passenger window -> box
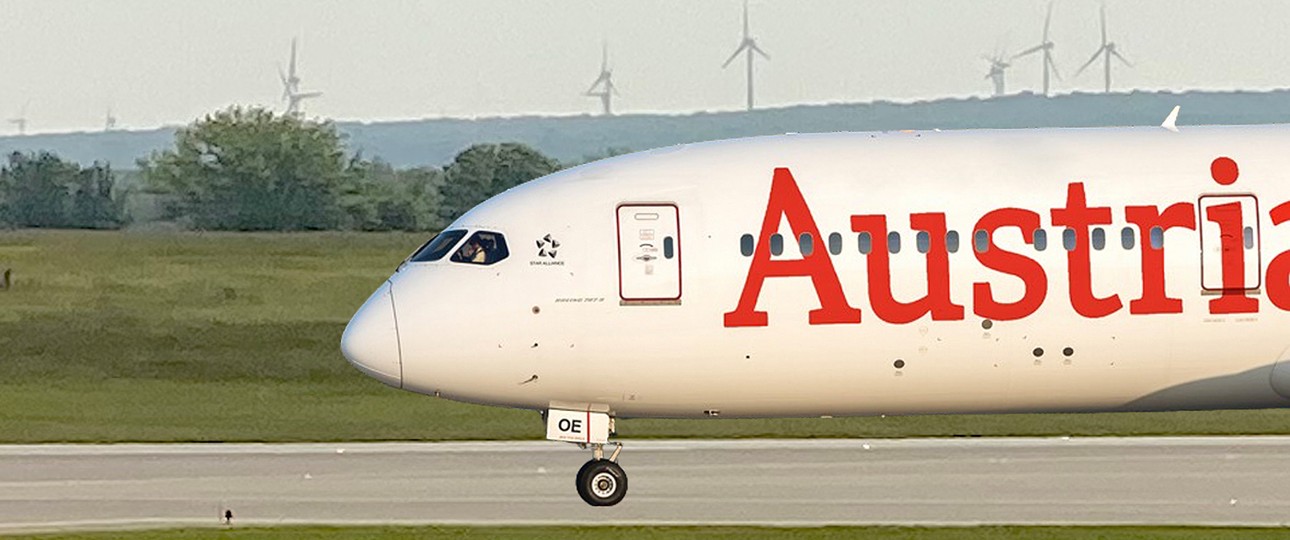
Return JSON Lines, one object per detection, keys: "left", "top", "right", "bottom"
{"left": 1062, "top": 228, "right": 1076, "bottom": 251}
{"left": 828, "top": 232, "right": 843, "bottom": 255}
{"left": 1091, "top": 227, "right": 1106, "bottom": 251}
{"left": 1244, "top": 226, "right": 1255, "bottom": 250}
{"left": 946, "top": 231, "right": 960, "bottom": 253}
{"left": 1034, "top": 229, "right": 1047, "bottom": 251}
{"left": 739, "top": 234, "right": 754, "bottom": 257}
{"left": 916, "top": 231, "right": 930, "bottom": 254}
{"left": 450, "top": 231, "right": 509, "bottom": 265}
{"left": 858, "top": 232, "right": 872, "bottom": 254}
{"left": 887, "top": 232, "right": 901, "bottom": 254}
{"left": 799, "top": 233, "right": 814, "bottom": 256}
{"left": 410, "top": 229, "right": 467, "bottom": 262}
{"left": 1150, "top": 226, "right": 1164, "bottom": 250}
{"left": 973, "top": 230, "right": 989, "bottom": 253}
{"left": 770, "top": 234, "right": 784, "bottom": 256}
{"left": 663, "top": 237, "right": 675, "bottom": 259}
{"left": 1121, "top": 227, "right": 1135, "bottom": 250}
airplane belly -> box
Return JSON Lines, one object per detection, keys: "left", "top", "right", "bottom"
{"left": 562, "top": 306, "right": 1290, "bottom": 418}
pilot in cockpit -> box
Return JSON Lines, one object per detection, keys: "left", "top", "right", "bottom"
{"left": 456, "top": 238, "right": 487, "bottom": 264}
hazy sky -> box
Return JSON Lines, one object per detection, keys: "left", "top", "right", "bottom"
{"left": 2, "top": 0, "right": 1287, "bottom": 133}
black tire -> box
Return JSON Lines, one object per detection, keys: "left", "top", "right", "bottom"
{"left": 576, "top": 459, "right": 627, "bottom": 506}
{"left": 575, "top": 459, "right": 595, "bottom": 502}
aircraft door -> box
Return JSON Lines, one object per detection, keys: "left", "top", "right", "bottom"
{"left": 1199, "top": 194, "right": 1260, "bottom": 292}
{"left": 616, "top": 204, "right": 681, "bottom": 304}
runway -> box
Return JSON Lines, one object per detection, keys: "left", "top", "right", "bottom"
{"left": 4, "top": 437, "right": 1290, "bottom": 532}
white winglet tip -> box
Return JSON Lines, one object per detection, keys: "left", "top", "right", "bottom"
{"left": 1161, "top": 105, "right": 1180, "bottom": 132}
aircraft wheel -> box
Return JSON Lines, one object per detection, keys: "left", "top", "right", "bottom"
{"left": 576, "top": 459, "right": 627, "bottom": 506}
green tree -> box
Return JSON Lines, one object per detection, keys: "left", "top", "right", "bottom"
{"left": 342, "top": 158, "right": 444, "bottom": 231}
{"left": 0, "top": 152, "right": 123, "bottom": 229}
{"left": 141, "top": 106, "right": 349, "bottom": 230}
{"left": 68, "top": 163, "right": 125, "bottom": 228}
{"left": 0, "top": 152, "right": 75, "bottom": 228}
{"left": 387, "top": 166, "right": 445, "bottom": 231}
{"left": 438, "top": 143, "right": 560, "bottom": 225}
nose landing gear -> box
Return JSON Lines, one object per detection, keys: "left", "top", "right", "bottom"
{"left": 575, "top": 442, "right": 626, "bottom": 506}
{"left": 545, "top": 408, "right": 626, "bottom": 506}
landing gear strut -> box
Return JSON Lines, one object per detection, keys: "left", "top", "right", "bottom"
{"left": 545, "top": 408, "right": 626, "bottom": 506}
{"left": 575, "top": 442, "right": 626, "bottom": 506}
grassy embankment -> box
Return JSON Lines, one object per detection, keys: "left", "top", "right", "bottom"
{"left": 12, "top": 526, "right": 1290, "bottom": 540}
{"left": 3, "top": 229, "right": 1290, "bottom": 443}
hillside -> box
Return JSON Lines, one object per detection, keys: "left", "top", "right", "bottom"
{"left": 1, "top": 90, "right": 1288, "bottom": 168}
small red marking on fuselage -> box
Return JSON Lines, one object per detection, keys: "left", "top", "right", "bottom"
{"left": 1212, "top": 157, "right": 1239, "bottom": 185}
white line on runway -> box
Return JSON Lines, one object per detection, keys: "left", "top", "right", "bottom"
{"left": 5, "top": 437, "right": 1290, "bottom": 531}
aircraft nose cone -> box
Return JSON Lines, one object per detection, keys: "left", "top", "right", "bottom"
{"left": 341, "top": 280, "right": 402, "bottom": 388}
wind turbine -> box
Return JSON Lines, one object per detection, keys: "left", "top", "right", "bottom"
{"left": 279, "top": 38, "right": 322, "bottom": 115}
{"left": 983, "top": 53, "right": 1012, "bottom": 97}
{"left": 722, "top": 0, "right": 769, "bottom": 111}
{"left": 585, "top": 41, "right": 618, "bottom": 116}
{"left": 1075, "top": 5, "right": 1133, "bottom": 93}
{"left": 104, "top": 106, "right": 118, "bottom": 131}
{"left": 1013, "top": 2, "right": 1061, "bottom": 96}
{"left": 8, "top": 102, "right": 28, "bottom": 135}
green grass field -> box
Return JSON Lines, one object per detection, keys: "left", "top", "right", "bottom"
{"left": 4, "top": 229, "right": 1290, "bottom": 443}
{"left": 13, "top": 526, "right": 1290, "bottom": 540}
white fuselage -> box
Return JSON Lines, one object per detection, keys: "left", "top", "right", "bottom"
{"left": 343, "top": 125, "right": 1290, "bottom": 419}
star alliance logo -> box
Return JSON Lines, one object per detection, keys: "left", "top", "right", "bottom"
{"left": 536, "top": 234, "right": 560, "bottom": 258}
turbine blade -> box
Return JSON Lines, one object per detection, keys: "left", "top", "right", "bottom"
{"left": 1075, "top": 48, "right": 1103, "bottom": 77}
{"left": 1043, "top": 1, "right": 1054, "bottom": 41}
{"left": 586, "top": 73, "right": 609, "bottom": 94}
{"left": 722, "top": 44, "right": 748, "bottom": 68}
{"left": 742, "top": 0, "right": 750, "bottom": 38}
{"left": 1111, "top": 48, "right": 1132, "bottom": 67}
{"left": 751, "top": 41, "right": 769, "bottom": 60}
{"left": 278, "top": 66, "right": 290, "bottom": 100}
{"left": 1047, "top": 54, "right": 1063, "bottom": 81}
{"left": 289, "top": 38, "right": 298, "bottom": 76}
{"left": 1014, "top": 44, "right": 1044, "bottom": 58}
{"left": 1100, "top": 4, "right": 1108, "bottom": 46}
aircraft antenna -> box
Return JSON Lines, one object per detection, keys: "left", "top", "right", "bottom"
{"left": 1161, "top": 106, "right": 1180, "bottom": 132}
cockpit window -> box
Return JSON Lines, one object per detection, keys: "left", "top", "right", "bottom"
{"left": 451, "top": 231, "right": 509, "bottom": 265}
{"left": 409, "top": 229, "right": 467, "bottom": 262}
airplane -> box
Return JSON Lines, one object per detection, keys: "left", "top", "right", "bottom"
{"left": 342, "top": 108, "right": 1290, "bottom": 506}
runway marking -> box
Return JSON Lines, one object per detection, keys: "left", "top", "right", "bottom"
{"left": 6, "top": 437, "right": 1290, "bottom": 530}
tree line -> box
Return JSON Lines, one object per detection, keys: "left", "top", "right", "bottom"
{"left": 0, "top": 152, "right": 124, "bottom": 229}
{"left": 1, "top": 106, "right": 571, "bottom": 231}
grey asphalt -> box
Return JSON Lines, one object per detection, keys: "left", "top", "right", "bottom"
{"left": 3, "top": 437, "right": 1290, "bottom": 533}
